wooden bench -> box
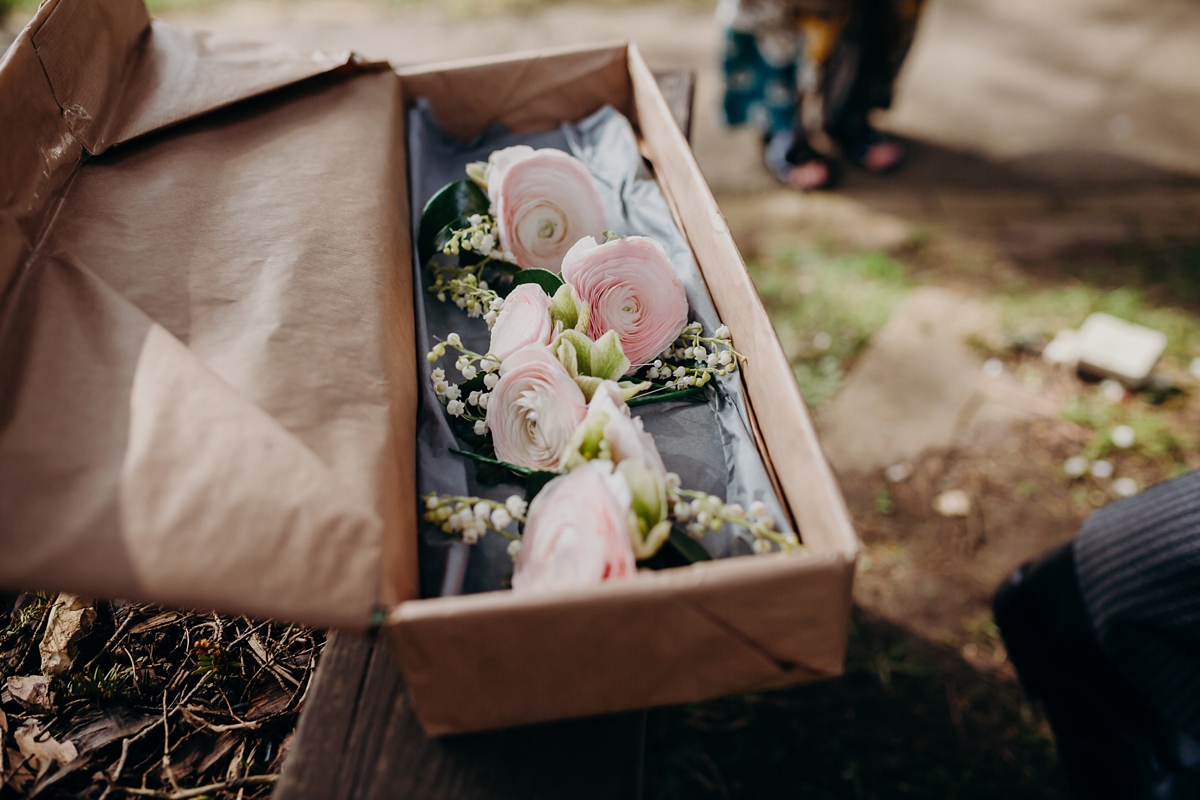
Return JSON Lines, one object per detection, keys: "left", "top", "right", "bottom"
{"left": 272, "top": 70, "right": 695, "bottom": 800}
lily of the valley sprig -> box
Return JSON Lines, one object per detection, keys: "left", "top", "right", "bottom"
{"left": 428, "top": 270, "right": 504, "bottom": 328}
{"left": 424, "top": 494, "right": 526, "bottom": 557}
{"left": 670, "top": 490, "right": 800, "bottom": 554}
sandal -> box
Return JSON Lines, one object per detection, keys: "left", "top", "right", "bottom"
{"left": 763, "top": 131, "right": 838, "bottom": 191}
{"left": 840, "top": 129, "right": 906, "bottom": 173}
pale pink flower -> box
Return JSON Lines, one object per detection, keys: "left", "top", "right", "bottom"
{"left": 487, "top": 346, "right": 588, "bottom": 471}
{"left": 512, "top": 460, "right": 637, "bottom": 593}
{"left": 488, "top": 284, "right": 553, "bottom": 361}
{"left": 560, "top": 236, "right": 689, "bottom": 369}
{"left": 486, "top": 146, "right": 607, "bottom": 273}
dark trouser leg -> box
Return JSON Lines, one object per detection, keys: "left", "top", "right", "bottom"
{"left": 994, "top": 543, "right": 1165, "bottom": 800}
{"left": 822, "top": 0, "right": 923, "bottom": 148}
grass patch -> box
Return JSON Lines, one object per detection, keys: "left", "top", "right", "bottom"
{"left": 748, "top": 247, "right": 912, "bottom": 408}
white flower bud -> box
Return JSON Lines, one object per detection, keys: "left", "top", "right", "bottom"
{"left": 749, "top": 500, "right": 768, "bottom": 519}
{"left": 752, "top": 538, "right": 771, "bottom": 554}
{"left": 447, "top": 399, "right": 465, "bottom": 416}
{"left": 484, "top": 372, "right": 500, "bottom": 389}
{"left": 478, "top": 392, "right": 490, "bottom": 410}
{"left": 491, "top": 508, "right": 512, "bottom": 529}
{"left": 443, "top": 384, "right": 461, "bottom": 401}
{"left": 666, "top": 472, "right": 681, "bottom": 490}
{"left": 506, "top": 496, "right": 528, "bottom": 518}
{"left": 447, "top": 333, "right": 462, "bottom": 347}
{"left": 468, "top": 390, "right": 481, "bottom": 406}
{"left": 461, "top": 364, "right": 478, "bottom": 380}
{"left": 468, "top": 214, "right": 483, "bottom": 226}
{"left": 474, "top": 419, "right": 489, "bottom": 436}
{"left": 715, "top": 325, "right": 730, "bottom": 339}
{"left": 425, "top": 495, "right": 439, "bottom": 510}
{"left": 507, "top": 539, "right": 522, "bottom": 558}
{"left": 474, "top": 502, "right": 491, "bottom": 520}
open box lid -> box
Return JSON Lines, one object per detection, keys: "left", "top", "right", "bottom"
{"left": 1, "top": 0, "right": 419, "bottom": 629}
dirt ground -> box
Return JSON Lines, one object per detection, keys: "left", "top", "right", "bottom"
{"left": 4, "top": 0, "right": 1200, "bottom": 796}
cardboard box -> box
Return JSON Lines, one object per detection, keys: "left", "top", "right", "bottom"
{"left": 0, "top": 0, "right": 858, "bottom": 735}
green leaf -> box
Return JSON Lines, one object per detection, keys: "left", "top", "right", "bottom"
{"left": 668, "top": 528, "right": 713, "bottom": 562}
{"left": 510, "top": 268, "right": 564, "bottom": 297}
{"left": 626, "top": 385, "right": 708, "bottom": 407}
{"left": 419, "top": 180, "right": 490, "bottom": 266}
{"left": 450, "top": 447, "right": 531, "bottom": 476}
{"left": 589, "top": 330, "right": 630, "bottom": 381}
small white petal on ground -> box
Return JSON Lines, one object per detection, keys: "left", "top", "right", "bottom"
{"left": 1063, "top": 456, "right": 1089, "bottom": 477}
{"left": 1113, "top": 477, "right": 1139, "bottom": 497}
{"left": 1111, "top": 425, "right": 1135, "bottom": 448}
{"left": 933, "top": 489, "right": 971, "bottom": 517}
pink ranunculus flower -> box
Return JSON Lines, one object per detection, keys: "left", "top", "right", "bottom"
{"left": 486, "top": 146, "right": 607, "bottom": 273}
{"left": 559, "top": 236, "right": 689, "bottom": 370}
{"left": 487, "top": 346, "right": 588, "bottom": 471}
{"left": 488, "top": 284, "right": 554, "bottom": 361}
{"left": 512, "top": 460, "right": 637, "bottom": 594}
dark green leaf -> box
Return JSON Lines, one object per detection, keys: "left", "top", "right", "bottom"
{"left": 523, "top": 471, "right": 559, "bottom": 501}
{"left": 637, "top": 528, "right": 712, "bottom": 570}
{"left": 450, "top": 447, "right": 531, "bottom": 476}
{"left": 626, "top": 385, "right": 708, "bottom": 407}
{"left": 668, "top": 528, "right": 713, "bottom": 562}
{"left": 418, "top": 180, "right": 490, "bottom": 266}
{"left": 509, "top": 268, "right": 564, "bottom": 297}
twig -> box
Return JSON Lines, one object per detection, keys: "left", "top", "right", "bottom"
{"left": 179, "top": 707, "right": 260, "bottom": 734}
{"left": 83, "top": 609, "right": 137, "bottom": 673}
{"left": 161, "top": 695, "right": 182, "bottom": 794}
{"left": 106, "top": 774, "right": 277, "bottom": 799}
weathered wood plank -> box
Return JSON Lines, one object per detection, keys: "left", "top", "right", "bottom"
{"left": 652, "top": 70, "right": 695, "bottom": 141}
{"left": 276, "top": 632, "right": 644, "bottom": 800}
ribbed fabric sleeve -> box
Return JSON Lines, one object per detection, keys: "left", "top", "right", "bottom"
{"left": 1074, "top": 470, "right": 1200, "bottom": 739}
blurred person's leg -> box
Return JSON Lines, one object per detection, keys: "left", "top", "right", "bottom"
{"left": 996, "top": 470, "right": 1200, "bottom": 799}
{"left": 821, "top": 0, "right": 923, "bottom": 171}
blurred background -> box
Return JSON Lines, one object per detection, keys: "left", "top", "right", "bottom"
{"left": 3, "top": 0, "right": 1200, "bottom": 797}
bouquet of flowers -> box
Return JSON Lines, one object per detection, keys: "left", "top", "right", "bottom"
{"left": 418, "top": 143, "right": 800, "bottom": 594}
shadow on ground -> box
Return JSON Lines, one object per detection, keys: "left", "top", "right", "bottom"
{"left": 645, "top": 607, "right": 1069, "bottom": 799}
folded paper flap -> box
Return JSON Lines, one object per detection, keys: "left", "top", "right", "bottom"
{"left": 398, "top": 43, "right": 633, "bottom": 142}
{"left": 0, "top": 21, "right": 84, "bottom": 302}
{"left": 30, "top": 0, "right": 368, "bottom": 155}
{"left": 3, "top": 48, "right": 417, "bottom": 624}
{"left": 31, "top": 0, "right": 150, "bottom": 153}
{"left": 1, "top": 253, "right": 384, "bottom": 628}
